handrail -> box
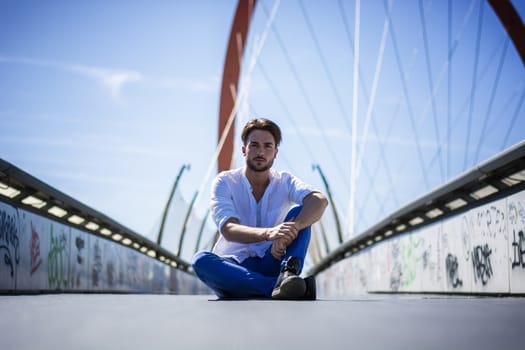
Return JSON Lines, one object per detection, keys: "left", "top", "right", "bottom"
{"left": 0, "top": 158, "right": 192, "bottom": 272}
{"left": 308, "top": 140, "right": 525, "bottom": 276}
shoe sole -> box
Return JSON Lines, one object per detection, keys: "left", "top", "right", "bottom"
{"left": 271, "top": 276, "right": 306, "bottom": 300}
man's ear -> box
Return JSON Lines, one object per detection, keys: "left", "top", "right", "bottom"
{"left": 275, "top": 147, "right": 279, "bottom": 158}
{"left": 242, "top": 144, "right": 246, "bottom": 156}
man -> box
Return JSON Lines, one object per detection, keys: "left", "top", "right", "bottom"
{"left": 192, "top": 118, "right": 328, "bottom": 299}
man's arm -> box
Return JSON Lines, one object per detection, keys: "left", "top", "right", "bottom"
{"left": 292, "top": 191, "right": 329, "bottom": 231}
{"left": 220, "top": 218, "right": 267, "bottom": 243}
{"left": 219, "top": 191, "right": 328, "bottom": 245}
{"left": 271, "top": 191, "right": 328, "bottom": 258}
{"left": 221, "top": 218, "right": 301, "bottom": 244}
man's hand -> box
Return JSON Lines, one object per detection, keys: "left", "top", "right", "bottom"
{"left": 271, "top": 238, "right": 287, "bottom": 259}
{"left": 267, "top": 221, "right": 298, "bottom": 259}
{"left": 266, "top": 221, "right": 298, "bottom": 245}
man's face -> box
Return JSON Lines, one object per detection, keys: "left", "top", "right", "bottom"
{"left": 242, "top": 129, "right": 278, "bottom": 172}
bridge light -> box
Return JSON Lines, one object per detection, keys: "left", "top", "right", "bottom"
{"left": 445, "top": 198, "right": 467, "bottom": 210}
{"left": 470, "top": 185, "right": 498, "bottom": 200}
{"left": 396, "top": 224, "right": 406, "bottom": 232}
{"left": 140, "top": 246, "right": 148, "bottom": 253}
{"left": 100, "top": 228, "right": 112, "bottom": 236}
{"left": 0, "top": 182, "right": 20, "bottom": 198}
{"left": 147, "top": 250, "right": 156, "bottom": 258}
{"left": 22, "top": 195, "right": 47, "bottom": 209}
{"left": 384, "top": 230, "right": 393, "bottom": 237}
{"left": 67, "top": 215, "right": 85, "bottom": 225}
{"left": 122, "top": 238, "right": 132, "bottom": 245}
{"left": 501, "top": 170, "right": 525, "bottom": 186}
{"left": 374, "top": 235, "right": 383, "bottom": 242}
{"left": 132, "top": 242, "right": 140, "bottom": 249}
{"left": 426, "top": 208, "right": 443, "bottom": 219}
{"left": 409, "top": 217, "right": 424, "bottom": 226}
{"left": 48, "top": 205, "right": 68, "bottom": 218}
{"left": 111, "top": 233, "right": 123, "bottom": 241}
{"left": 85, "top": 222, "right": 100, "bottom": 231}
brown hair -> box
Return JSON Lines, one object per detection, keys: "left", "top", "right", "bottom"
{"left": 241, "top": 118, "right": 282, "bottom": 146}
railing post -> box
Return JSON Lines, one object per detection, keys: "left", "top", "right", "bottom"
{"left": 313, "top": 164, "right": 344, "bottom": 244}
{"left": 177, "top": 191, "right": 198, "bottom": 257}
{"left": 157, "top": 164, "right": 190, "bottom": 245}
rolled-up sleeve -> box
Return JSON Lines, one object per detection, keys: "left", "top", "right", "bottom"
{"left": 210, "top": 173, "right": 238, "bottom": 233}
{"left": 287, "top": 172, "right": 317, "bottom": 204}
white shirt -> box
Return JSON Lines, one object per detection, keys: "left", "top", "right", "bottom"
{"left": 211, "top": 167, "right": 316, "bottom": 262}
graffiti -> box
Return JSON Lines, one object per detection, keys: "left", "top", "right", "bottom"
{"left": 30, "top": 222, "right": 43, "bottom": 275}
{"left": 445, "top": 254, "right": 463, "bottom": 288}
{"left": 511, "top": 230, "right": 525, "bottom": 269}
{"left": 472, "top": 244, "right": 493, "bottom": 285}
{"left": 72, "top": 236, "right": 86, "bottom": 288}
{"left": 476, "top": 206, "right": 505, "bottom": 239}
{"left": 0, "top": 208, "right": 19, "bottom": 278}
{"left": 75, "top": 237, "right": 85, "bottom": 264}
{"left": 92, "top": 240, "right": 103, "bottom": 287}
{"left": 460, "top": 216, "right": 472, "bottom": 262}
{"left": 106, "top": 261, "right": 115, "bottom": 287}
{"left": 508, "top": 202, "right": 525, "bottom": 226}
{"left": 127, "top": 250, "right": 139, "bottom": 288}
{"left": 402, "top": 236, "right": 420, "bottom": 287}
{"left": 48, "top": 226, "right": 69, "bottom": 290}
{"left": 390, "top": 241, "right": 402, "bottom": 291}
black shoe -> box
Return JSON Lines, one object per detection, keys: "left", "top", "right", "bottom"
{"left": 271, "top": 257, "right": 306, "bottom": 300}
{"left": 301, "top": 275, "right": 316, "bottom": 300}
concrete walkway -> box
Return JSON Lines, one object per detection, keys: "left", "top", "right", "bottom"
{"left": 1, "top": 294, "right": 523, "bottom": 350}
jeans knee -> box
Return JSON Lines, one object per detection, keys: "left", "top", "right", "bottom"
{"left": 192, "top": 251, "right": 214, "bottom": 273}
{"left": 285, "top": 205, "right": 303, "bottom": 221}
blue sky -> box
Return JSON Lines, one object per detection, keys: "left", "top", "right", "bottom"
{"left": 1, "top": 0, "right": 525, "bottom": 259}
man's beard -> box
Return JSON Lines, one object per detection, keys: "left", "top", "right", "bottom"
{"left": 246, "top": 157, "right": 274, "bottom": 172}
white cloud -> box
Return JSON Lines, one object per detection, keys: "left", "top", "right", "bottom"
{"left": 0, "top": 54, "right": 143, "bottom": 101}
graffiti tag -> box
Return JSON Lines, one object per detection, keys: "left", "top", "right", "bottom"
{"left": 0, "top": 209, "right": 19, "bottom": 278}
{"left": 48, "top": 227, "right": 69, "bottom": 290}
{"left": 445, "top": 254, "right": 463, "bottom": 288}
{"left": 511, "top": 230, "right": 525, "bottom": 269}
{"left": 472, "top": 244, "right": 493, "bottom": 285}
{"left": 30, "top": 222, "right": 43, "bottom": 275}
{"left": 92, "top": 240, "right": 102, "bottom": 287}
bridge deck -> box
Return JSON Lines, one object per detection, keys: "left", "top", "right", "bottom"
{"left": 2, "top": 294, "right": 523, "bottom": 349}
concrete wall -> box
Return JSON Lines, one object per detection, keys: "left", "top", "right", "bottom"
{"left": 0, "top": 201, "right": 210, "bottom": 294}
{"left": 317, "top": 189, "right": 525, "bottom": 296}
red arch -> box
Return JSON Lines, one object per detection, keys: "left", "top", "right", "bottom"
{"left": 217, "top": 0, "right": 257, "bottom": 173}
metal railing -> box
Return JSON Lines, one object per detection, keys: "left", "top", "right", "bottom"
{"left": 0, "top": 159, "right": 192, "bottom": 272}
{"left": 309, "top": 140, "right": 525, "bottom": 276}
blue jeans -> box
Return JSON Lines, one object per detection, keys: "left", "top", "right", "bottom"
{"left": 192, "top": 206, "right": 311, "bottom": 298}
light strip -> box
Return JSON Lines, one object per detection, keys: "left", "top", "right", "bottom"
{"left": 501, "top": 170, "right": 525, "bottom": 186}
{"left": 48, "top": 206, "right": 68, "bottom": 218}
{"left": 111, "top": 233, "right": 123, "bottom": 241}
{"left": 445, "top": 198, "right": 468, "bottom": 210}
{"left": 426, "top": 208, "right": 444, "bottom": 219}
{"left": 21, "top": 195, "right": 47, "bottom": 209}
{"left": 396, "top": 224, "right": 406, "bottom": 232}
{"left": 85, "top": 222, "right": 100, "bottom": 231}
{"left": 409, "top": 217, "right": 424, "bottom": 226}
{"left": 0, "top": 182, "right": 21, "bottom": 198}
{"left": 470, "top": 185, "right": 498, "bottom": 200}
{"left": 68, "top": 215, "right": 85, "bottom": 225}
{"left": 100, "top": 228, "right": 112, "bottom": 236}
